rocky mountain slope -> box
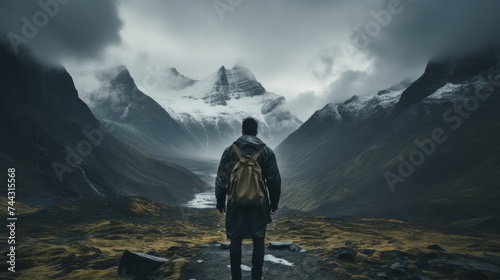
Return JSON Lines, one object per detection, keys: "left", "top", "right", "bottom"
{"left": 80, "top": 66, "right": 198, "bottom": 158}
{"left": 0, "top": 45, "right": 207, "bottom": 206}
{"left": 276, "top": 51, "right": 500, "bottom": 224}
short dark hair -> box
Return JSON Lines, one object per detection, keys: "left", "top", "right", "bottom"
{"left": 242, "top": 117, "right": 258, "bottom": 136}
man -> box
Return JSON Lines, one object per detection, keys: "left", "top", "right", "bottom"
{"left": 215, "top": 117, "right": 281, "bottom": 280}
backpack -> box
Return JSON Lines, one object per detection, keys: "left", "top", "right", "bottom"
{"left": 228, "top": 144, "right": 266, "bottom": 206}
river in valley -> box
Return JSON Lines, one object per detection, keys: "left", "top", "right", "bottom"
{"left": 181, "top": 158, "right": 219, "bottom": 209}
{"left": 185, "top": 170, "right": 217, "bottom": 209}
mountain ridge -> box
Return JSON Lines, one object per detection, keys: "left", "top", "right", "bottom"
{"left": 276, "top": 51, "right": 500, "bottom": 223}
{"left": 84, "top": 65, "right": 199, "bottom": 158}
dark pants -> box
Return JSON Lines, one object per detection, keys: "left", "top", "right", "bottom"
{"left": 230, "top": 238, "right": 265, "bottom": 280}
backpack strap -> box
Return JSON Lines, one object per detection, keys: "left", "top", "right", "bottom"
{"left": 252, "top": 148, "right": 263, "bottom": 160}
{"left": 232, "top": 144, "right": 244, "bottom": 161}
{"left": 232, "top": 144, "right": 263, "bottom": 161}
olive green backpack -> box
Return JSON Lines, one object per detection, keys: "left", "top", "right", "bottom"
{"left": 228, "top": 144, "right": 266, "bottom": 206}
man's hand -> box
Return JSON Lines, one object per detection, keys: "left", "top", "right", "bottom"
{"left": 217, "top": 208, "right": 226, "bottom": 215}
{"left": 270, "top": 209, "right": 278, "bottom": 215}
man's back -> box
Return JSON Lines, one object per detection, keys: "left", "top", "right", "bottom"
{"left": 215, "top": 135, "right": 281, "bottom": 230}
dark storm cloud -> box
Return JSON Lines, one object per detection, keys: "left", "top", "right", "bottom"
{"left": 5, "top": 0, "right": 494, "bottom": 121}
{"left": 0, "top": 0, "right": 122, "bottom": 61}
{"left": 315, "top": 0, "right": 500, "bottom": 110}
{"left": 362, "top": 0, "right": 500, "bottom": 60}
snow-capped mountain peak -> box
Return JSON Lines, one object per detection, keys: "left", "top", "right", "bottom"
{"left": 312, "top": 86, "right": 405, "bottom": 125}
{"left": 152, "top": 64, "right": 301, "bottom": 155}
{"left": 177, "top": 65, "right": 266, "bottom": 106}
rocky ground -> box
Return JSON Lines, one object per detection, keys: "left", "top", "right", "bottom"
{"left": 181, "top": 242, "right": 336, "bottom": 280}
{"left": 1, "top": 197, "right": 500, "bottom": 279}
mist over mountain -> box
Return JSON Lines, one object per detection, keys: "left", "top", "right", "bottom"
{"left": 75, "top": 65, "right": 199, "bottom": 159}
{"left": 79, "top": 64, "right": 302, "bottom": 158}
{"left": 0, "top": 45, "right": 207, "bottom": 206}
{"left": 276, "top": 50, "right": 500, "bottom": 226}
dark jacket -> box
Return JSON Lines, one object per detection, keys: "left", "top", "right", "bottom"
{"left": 215, "top": 135, "right": 281, "bottom": 240}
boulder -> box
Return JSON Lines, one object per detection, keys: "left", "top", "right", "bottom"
{"left": 219, "top": 242, "right": 231, "bottom": 250}
{"left": 118, "top": 250, "right": 168, "bottom": 277}
{"left": 268, "top": 241, "right": 303, "bottom": 252}
{"left": 338, "top": 249, "right": 356, "bottom": 262}
{"left": 360, "top": 249, "right": 377, "bottom": 256}
{"left": 426, "top": 244, "right": 445, "bottom": 251}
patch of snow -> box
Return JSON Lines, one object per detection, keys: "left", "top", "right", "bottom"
{"left": 226, "top": 264, "right": 252, "bottom": 271}
{"left": 241, "top": 264, "right": 252, "bottom": 271}
{"left": 428, "top": 83, "right": 463, "bottom": 100}
{"left": 375, "top": 89, "right": 404, "bottom": 109}
{"left": 316, "top": 104, "right": 341, "bottom": 121}
{"left": 120, "top": 102, "right": 133, "bottom": 119}
{"left": 264, "top": 254, "right": 294, "bottom": 266}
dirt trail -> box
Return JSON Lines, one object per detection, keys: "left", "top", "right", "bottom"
{"left": 181, "top": 243, "right": 338, "bottom": 280}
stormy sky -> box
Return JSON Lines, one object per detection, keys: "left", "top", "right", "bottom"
{"left": 1, "top": 0, "right": 500, "bottom": 120}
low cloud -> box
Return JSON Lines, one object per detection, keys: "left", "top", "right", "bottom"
{"left": 303, "top": 0, "right": 500, "bottom": 120}
{"left": 288, "top": 91, "right": 325, "bottom": 121}
{"left": 311, "top": 47, "right": 339, "bottom": 81}
{"left": 0, "top": 0, "right": 123, "bottom": 62}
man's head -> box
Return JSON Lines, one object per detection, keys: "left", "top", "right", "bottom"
{"left": 242, "top": 117, "right": 258, "bottom": 136}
